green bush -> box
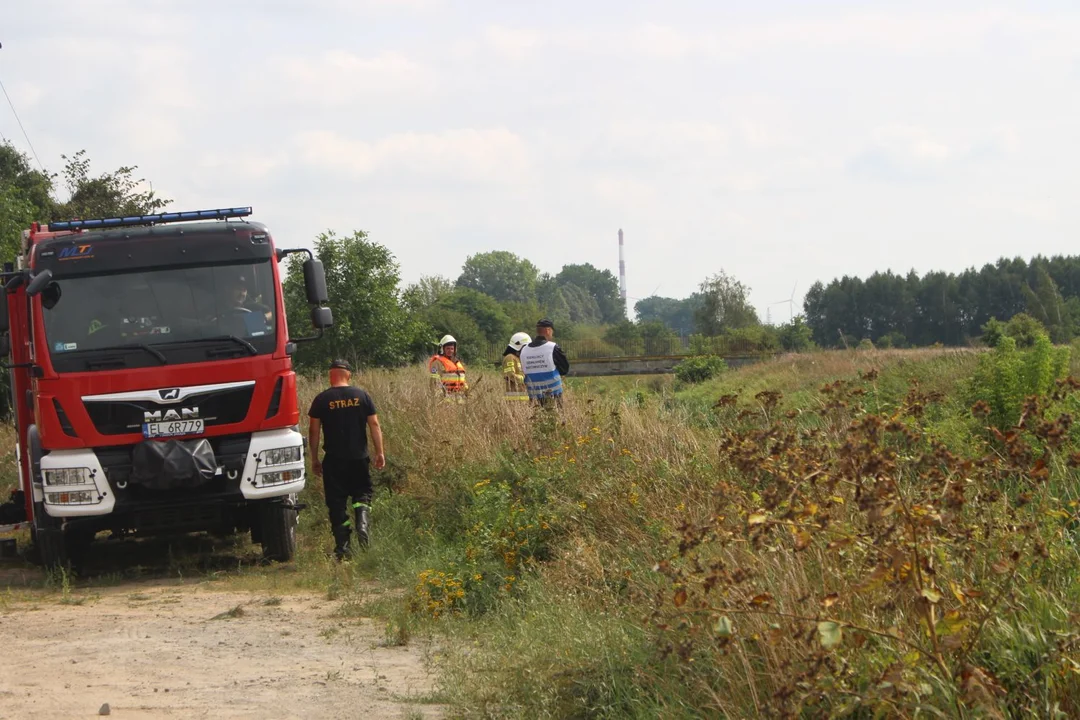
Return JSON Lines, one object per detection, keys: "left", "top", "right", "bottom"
{"left": 1005, "top": 312, "right": 1046, "bottom": 348}
{"left": 877, "top": 331, "right": 907, "bottom": 349}
{"left": 674, "top": 355, "right": 727, "bottom": 384}
{"left": 967, "top": 332, "right": 1070, "bottom": 429}
{"left": 981, "top": 317, "right": 1006, "bottom": 348}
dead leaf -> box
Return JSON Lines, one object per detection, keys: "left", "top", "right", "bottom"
{"left": 920, "top": 588, "right": 943, "bottom": 604}
{"left": 794, "top": 531, "right": 812, "bottom": 551}
{"left": 817, "top": 621, "right": 843, "bottom": 648}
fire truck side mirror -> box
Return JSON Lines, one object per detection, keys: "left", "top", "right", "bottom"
{"left": 310, "top": 306, "right": 333, "bottom": 330}
{"left": 303, "top": 259, "right": 329, "bottom": 305}
{"left": 25, "top": 269, "right": 54, "bottom": 297}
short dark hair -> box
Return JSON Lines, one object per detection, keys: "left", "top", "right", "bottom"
{"left": 536, "top": 318, "right": 554, "bottom": 330}
{"left": 329, "top": 359, "right": 352, "bottom": 371}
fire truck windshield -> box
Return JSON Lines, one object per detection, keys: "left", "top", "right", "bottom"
{"left": 41, "top": 259, "right": 278, "bottom": 372}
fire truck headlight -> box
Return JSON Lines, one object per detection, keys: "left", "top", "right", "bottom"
{"left": 256, "top": 469, "right": 303, "bottom": 486}
{"left": 260, "top": 446, "right": 302, "bottom": 467}
{"left": 43, "top": 468, "right": 91, "bottom": 486}
{"left": 45, "top": 490, "right": 98, "bottom": 505}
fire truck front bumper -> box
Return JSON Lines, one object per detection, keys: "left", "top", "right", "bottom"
{"left": 38, "top": 429, "right": 307, "bottom": 518}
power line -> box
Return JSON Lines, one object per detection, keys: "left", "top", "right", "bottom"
{"left": 0, "top": 74, "right": 45, "bottom": 172}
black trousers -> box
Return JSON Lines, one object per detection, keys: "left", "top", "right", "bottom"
{"left": 322, "top": 455, "right": 372, "bottom": 539}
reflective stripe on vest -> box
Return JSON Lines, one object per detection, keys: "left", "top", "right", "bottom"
{"left": 520, "top": 342, "right": 563, "bottom": 400}
{"left": 429, "top": 355, "right": 466, "bottom": 391}
{"left": 502, "top": 355, "right": 528, "bottom": 400}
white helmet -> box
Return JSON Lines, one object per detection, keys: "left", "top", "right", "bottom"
{"left": 438, "top": 334, "right": 457, "bottom": 349}
{"left": 508, "top": 332, "right": 531, "bottom": 351}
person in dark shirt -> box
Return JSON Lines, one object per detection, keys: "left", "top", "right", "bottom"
{"left": 520, "top": 318, "right": 570, "bottom": 408}
{"left": 307, "top": 359, "right": 385, "bottom": 560}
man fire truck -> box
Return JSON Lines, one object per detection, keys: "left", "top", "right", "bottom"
{"left": 0, "top": 207, "right": 332, "bottom": 570}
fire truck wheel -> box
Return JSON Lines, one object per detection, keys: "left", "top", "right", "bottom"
{"left": 259, "top": 500, "right": 297, "bottom": 562}
{"left": 31, "top": 505, "right": 91, "bottom": 574}
{"left": 35, "top": 525, "right": 74, "bottom": 573}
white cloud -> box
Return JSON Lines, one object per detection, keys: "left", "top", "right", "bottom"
{"left": 484, "top": 8, "right": 1080, "bottom": 63}
{"left": 484, "top": 26, "right": 545, "bottom": 62}
{"left": 294, "top": 128, "right": 531, "bottom": 182}
{"left": 274, "top": 51, "right": 436, "bottom": 105}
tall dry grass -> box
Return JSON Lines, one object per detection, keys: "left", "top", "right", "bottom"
{"left": 293, "top": 351, "right": 1080, "bottom": 718}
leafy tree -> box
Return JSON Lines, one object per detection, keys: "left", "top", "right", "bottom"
{"left": 554, "top": 263, "right": 625, "bottom": 323}
{"left": 541, "top": 281, "right": 602, "bottom": 326}
{"left": 403, "top": 274, "right": 455, "bottom": 311}
{"left": 283, "top": 229, "right": 428, "bottom": 370}
{"left": 1021, "top": 265, "right": 1070, "bottom": 342}
{"left": 0, "top": 184, "right": 36, "bottom": 264}
{"left": 603, "top": 320, "right": 641, "bottom": 346}
{"left": 434, "top": 287, "right": 512, "bottom": 346}
{"left": 421, "top": 306, "right": 487, "bottom": 361}
{"left": 0, "top": 142, "right": 53, "bottom": 261}
{"left": 777, "top": 316, "right": 814, "bottom": 352}
{"left": 52, "top": 149, "right": 169, "bottom": 221}
{"left": 639, "top": 320, "right": 679, "bottom": 354}
{"left": 695, "top": 271, "right": 759, "bottom": 336}
{"left": 500, "top": 301, "right": 545, "bottom": 338}
{"left": 0, "top": 142, "right": 53, "bottom": 215}
{"left": 456, "top": 251, "right": 539, "bottom": 304}
{"left": 634, "top": 294, "right": 702, "bottom": 335}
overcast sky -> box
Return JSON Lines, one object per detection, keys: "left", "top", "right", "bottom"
{"left": 4, "top": 1, "right": 1080, "bottom": 321}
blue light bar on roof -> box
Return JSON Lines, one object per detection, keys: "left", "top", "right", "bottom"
{"left": 48, "top": 206, "right": 252, "bottom": 231}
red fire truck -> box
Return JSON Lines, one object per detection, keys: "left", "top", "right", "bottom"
{"left": 0, "top": 207, "right": 332, "bottom": 570}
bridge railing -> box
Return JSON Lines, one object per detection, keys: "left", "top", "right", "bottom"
{"left": 477, "top": 336, "right": 768, "bottom": 364}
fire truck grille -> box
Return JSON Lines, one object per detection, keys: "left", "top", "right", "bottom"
{"left": 84, "top": 385, "right": 256, "bottom": 436}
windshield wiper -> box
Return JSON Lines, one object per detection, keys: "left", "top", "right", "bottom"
{"left": 148, "top": 335, "right": 258, "bottom": 356}
{"left": 202, "top": 335, "right": 257, "bottom": 355}
{"left": 181, "top": 335, "right": 258, "bottom": 356}
{"left": 68, "top": 344, "right": 167, "bottom": 365}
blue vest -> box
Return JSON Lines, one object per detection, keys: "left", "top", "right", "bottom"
{"left": 520, "top": 342, "right": 563, "bottom": 400}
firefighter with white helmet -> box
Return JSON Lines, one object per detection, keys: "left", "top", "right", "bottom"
{"left": 502, "top": 332, "right": 531, "bottom": 401}
{"left": 428, "top": 334, "right": 468, "bottom": 400}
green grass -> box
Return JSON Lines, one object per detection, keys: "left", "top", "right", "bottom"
{"left": 7, "top": 346, "right": 1080, "bottom": 718}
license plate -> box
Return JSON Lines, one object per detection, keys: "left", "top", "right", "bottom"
{"left": 142, "top": 419, "right": 205, "bottom": 439}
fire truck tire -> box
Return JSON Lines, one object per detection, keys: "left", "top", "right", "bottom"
{"left": 31, "top": 503, "right": 91, "bottom": 574}
{"left": 259, "top": 500, "right": 297, "bottom": 562}
{"left": 35, "top": 526, "right": 69, "bottom": 571}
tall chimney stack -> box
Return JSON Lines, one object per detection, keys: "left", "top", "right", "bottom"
{"left": 618, "top": 228, "right": 627, "bottom": 314}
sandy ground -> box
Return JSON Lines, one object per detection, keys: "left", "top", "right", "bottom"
{"left": 0, "top": 579, "right": 444, "bottom": 720}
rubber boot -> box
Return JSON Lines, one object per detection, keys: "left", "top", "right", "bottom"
{"left": 333, "top": 524, "right": 352, "bottom": 561}
{"left": 353, "top": 503, "right": 370, "bottom": 549}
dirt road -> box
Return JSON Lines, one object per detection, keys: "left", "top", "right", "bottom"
{"left": 0, "top": 578, "right": 443, "bottom": 719}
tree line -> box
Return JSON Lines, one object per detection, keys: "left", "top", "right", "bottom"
{"left": 802, "top": 257, "right": 1080, "bottom": 348}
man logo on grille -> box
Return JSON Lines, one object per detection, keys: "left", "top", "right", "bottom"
{"left": 159, "top": 388, "right": 181, "bottom": 401}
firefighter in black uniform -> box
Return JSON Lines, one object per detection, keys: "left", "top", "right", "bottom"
{"left": 307, "top": 359, "right": 385, "bottom": 560}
